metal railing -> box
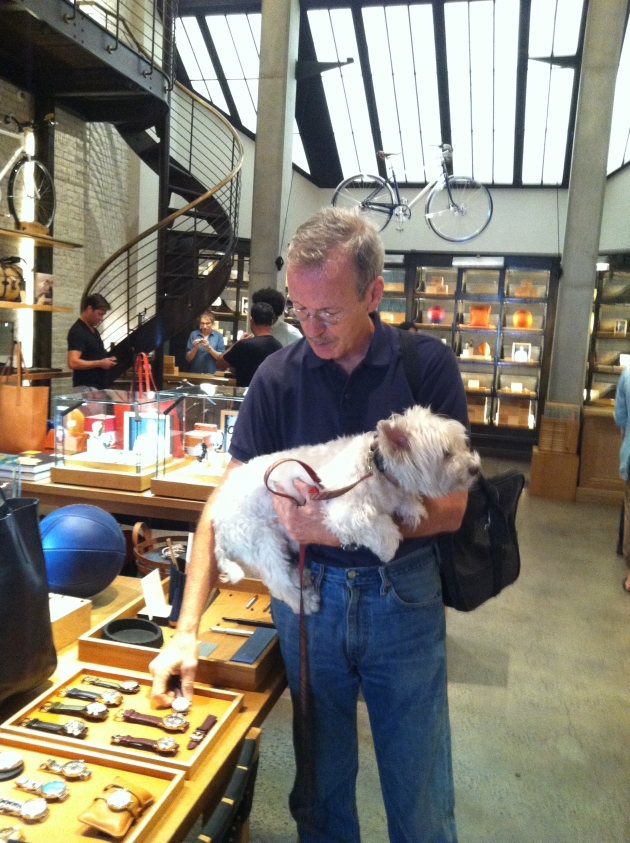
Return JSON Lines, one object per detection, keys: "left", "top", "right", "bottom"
{"left": 84, "top": 81, "right": 243, "bottom": 355}
{"left": 62, "top": 0, "right": 177, "bottom": 86}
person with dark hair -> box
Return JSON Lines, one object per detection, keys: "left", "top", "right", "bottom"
{"left": 185, "top": 310, "right": 225, "bottom": 374}
{"left": 67, "top": 293, "right": 116, "bottom": 389}
{"left": 251, "top": 286, "right": 302, "bottom": 346}
{"left": 205, "top": 301, "right": 282, "bottom": 387}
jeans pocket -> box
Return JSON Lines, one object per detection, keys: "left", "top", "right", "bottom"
{"left": 386, "top": 553, "right": 442, "bottom": 608}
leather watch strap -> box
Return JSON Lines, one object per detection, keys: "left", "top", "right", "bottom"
{"left": 22, "top": 718, "right": 63, "bottom": 735}
{"left": 118, "top": 710, "right": 161, "bottom": 728}
{"left": 63, "top": 688, "right": 98, "bottom": 702}
{"left": 187, "top": 714, "right": 217, "bottom": 750}
{"left": 111, "top": 735, "right": 159, "bottom": 751}
{"left": 45, "top": 703, "right": 83, "bottom": 715}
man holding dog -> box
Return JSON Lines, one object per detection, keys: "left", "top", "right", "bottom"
{"left": 151, "top": 208, "right": 469, "bottom": 843}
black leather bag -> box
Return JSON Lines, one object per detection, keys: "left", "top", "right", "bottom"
{"left": 0, "top": 489, "right": 57, "bottom": 703}
{"left": 438, "top": 471, "right": 525, "bottom": 612}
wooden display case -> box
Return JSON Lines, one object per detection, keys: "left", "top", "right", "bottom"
{"left": 1, "top": 665, "right": 242, "bottom": 777}
{"left": 78, "top": 579, "right": 283, "bottom": 692}
{"left": 585, "top": 268, "right": 630, "bottom": 406}
{"left": 0, "top": 732, "right": 183, "bottom": 843}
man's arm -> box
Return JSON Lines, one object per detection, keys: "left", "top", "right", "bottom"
{"left": 271, "top": 480, "right": 467, "bottom": 545}
{"left": 205, "top": 342, "right": 233, "bottom": 373}
{"left": 149, "top": 458, "right": 243, "bottom": 704}
{"left": 67, "top": 349, "right": 117, "bottom": 371}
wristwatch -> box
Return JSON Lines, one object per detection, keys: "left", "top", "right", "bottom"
{"left": 82, "top": 676, "right": 140, "bottom": 694}
{"left": 187, "top": 714, "right": 218, "bottom": 750}
{"left": 111, "top": 735, "right": 179, "bottom": 756}
{"left": 0, "top": 796, "right": 49, "bottom": 823}
{"left": 38, "top": 758, "right": 91, "bottom": 781}
{"left": 20, "top": 718, "right": 88, "bottom": 740}
{"left": 114, "top": 709, "right": 189, "bottom": 732}
{"left": 41, "top": 701, "right": 108, "bottom": 722}
{"left": 0, "top": 827, "right": 25, "bottom": 841}
{"left": 14, "top": 776, "right": 69, "bottom": 802}
{"left": 61, "top": 686, "right": 122, "bottom": 706}
{"left": 103, "top": 785, "right": 140, "bottom": 816}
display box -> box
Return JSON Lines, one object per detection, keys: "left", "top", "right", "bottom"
{"left": 529, "top": 446, "right": 579, "bottom": 501}
{"left": 0, "top": 732, "right": 184, "bottom": 843}
{"left": 49, "top": 593, "right": 92, "bottom": 651}
{"left": 51, "top": 391, "right": 177, "bottom": 492}
{"left": 416, "top": 266, "right": 458, "bottom": 293}
{"left": 505, "top": 269, "right": 549, "bottom": 299}
{"left": 78, "top": 579, "right": 283, "bottom": 692}
{"left": 1, "top": 665, "right": 242, "bottom": 777}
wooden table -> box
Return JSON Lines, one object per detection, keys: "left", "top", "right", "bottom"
{"left": 0, "top": 577, "right": 287, "bottom": 843}
{"left": 21, "top": 478, "right": 210, "bottom": 523}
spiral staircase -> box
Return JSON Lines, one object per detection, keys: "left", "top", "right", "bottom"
{"left": 0, "top": 0, "right": 243, "bottom": 384}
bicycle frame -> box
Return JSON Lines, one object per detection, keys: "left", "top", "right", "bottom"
{"left": 387, "top": 154, "right": 450, "bottom": 211}
{"left": 0, "top": 125, "right": 30, "bottom": 184}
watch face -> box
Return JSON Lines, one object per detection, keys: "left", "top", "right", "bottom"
{"left": 156, "top": 738, "right": 179, "bottom": 755}
{"left": 19, "top": 798, "right": 49, "bottom": 823}
{"left": 101, "top": 690, "right": 122, "bottom": 706}
{"left": 162, "top": 713, "right": 188, "bottom": 732}
{"left": 40, "top": 780, "right": 69, "bottom": 802}
{"left": 85, "top": 702, "right": 108, "bottom": 719}
{"left": 106, "top": 788, "right": 133, "bottom": 812}
{"left": 0, "top": 751, "right": 22, "bottom": 773}
{"left": 62, "top": 760, "right": 91, "bottom": 780}
{"left": 0, "top": 827, "right": 25, "bottom": 842}
{"left": 63, "top": 720, "right": 88, "bottom": 739}
{"left": 172, "top": 696, "right": 191, "bottom": 714}
{"left": 118, "top": 681, "right": 140, "bottom": 693}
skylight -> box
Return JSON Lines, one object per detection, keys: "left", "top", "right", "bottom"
{"left": 608, "top": 17, "right": 630, "bottom": 174}
{"left": 175, "top": 17, "right": 228, "bottom": 113}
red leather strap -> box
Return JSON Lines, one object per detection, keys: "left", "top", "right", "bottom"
{"left": 264, "top": 458, "right": 372, "bottom": 503}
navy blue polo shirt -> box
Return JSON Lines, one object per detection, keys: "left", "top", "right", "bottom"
{"left": 229, "top": 313, "right": 469, "bottom": 567}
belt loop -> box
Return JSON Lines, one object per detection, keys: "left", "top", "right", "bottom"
{"left": 312, "top": 562, "right": 325, "bottom": 589}
{"left": 378, "top": 567, "right": 390, "bottom": 595}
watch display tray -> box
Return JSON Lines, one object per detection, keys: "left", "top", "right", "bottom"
{"left": 0, "top": 665, "right": 242, "bottom": 777}
{"left": 0, "top": 732, "right": 184, "bottom": 843}
{"left": 78, "top": 578, "right": 283, "bottom": 692}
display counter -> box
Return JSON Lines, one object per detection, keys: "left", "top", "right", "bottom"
{"left": 0, "top": 577, "right": 286, "bottom": 843}
{"left": 576, "top": 406, "right": 624, "bottom": 505}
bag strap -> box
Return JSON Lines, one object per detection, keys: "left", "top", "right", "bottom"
{"left": 398, "top": 328, "right": 422, "bottom": 402}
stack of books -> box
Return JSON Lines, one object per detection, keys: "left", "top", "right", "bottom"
{"left": 0, "top": 450, "right": 55, "bottom": 483}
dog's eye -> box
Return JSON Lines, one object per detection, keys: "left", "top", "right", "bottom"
{"left": 443, "top": 449, "right": 452, "bottom": 459}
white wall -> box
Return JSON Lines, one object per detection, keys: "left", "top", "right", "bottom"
{"left": 601, "top": 165, "right": 630, "bottom": 254}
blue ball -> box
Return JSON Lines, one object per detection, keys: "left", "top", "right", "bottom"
{"left": 40, "top": 505, "right": 126, "bottom": 598}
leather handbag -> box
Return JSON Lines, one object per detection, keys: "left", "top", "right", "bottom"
{"left": 438, "top": 471, "right": 525, "bottom": 611}
{"left": 0, "top": 341, "right": 49, "bottom": 453}
{"left": 0, "top": 487, "right": 57, "bottom": 703}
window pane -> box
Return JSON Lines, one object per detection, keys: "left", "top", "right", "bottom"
{"left": 608, "top": 22, "right": 630, "bottom": 173}
{"left": 522, "top": 60, "right": 550, "bottom": 184}
{"left": 493, "top": 0, "right": 519, "bottom": 183}
{"left": 542, "top": 67, "right": 573, "bottom": 184}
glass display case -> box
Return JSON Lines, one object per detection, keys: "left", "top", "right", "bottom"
{"left": 51, "top": 391, "right": 172, "bottom": 492}
{"left": 151, "top": 385, "right": 246, "bottom": 500}
{"left": 585, "top": 268, "right": 630, "bottom": 406}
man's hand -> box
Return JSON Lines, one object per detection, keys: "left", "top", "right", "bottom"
{"left": 100, "top": 356, "right": 117, "bottom": 369}
{"left": 149, "top": 631, "right": 198, "bottom": 707}
{"left": 271, "top": 478, "right": 340, "bottom": 547}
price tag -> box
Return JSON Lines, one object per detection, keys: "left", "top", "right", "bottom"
{"left": 467, "top": 379, "right": 480, "bottom": 389}
{"left": 510, "top": 382, "right": 523, "bottom": 393}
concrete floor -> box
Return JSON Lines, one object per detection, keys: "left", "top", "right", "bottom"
{"left": 242, "top": 479, "right": 630, "bottom": 843}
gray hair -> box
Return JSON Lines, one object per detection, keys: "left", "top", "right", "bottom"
{"left": 287, "top": 207, "right": 385, "bottom": 299}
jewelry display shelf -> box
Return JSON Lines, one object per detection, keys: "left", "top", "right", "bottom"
{"left": 0, "top": 732, "right": 183, "bottom": 843}
{"left": 0, "top": 665, "right": 242, "bottom": 777}
{"left": 78, "top": 579, "right": 282, "bottom": 691}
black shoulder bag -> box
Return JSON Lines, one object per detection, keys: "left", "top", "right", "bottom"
{"left": 398, "top": 329, "right": 525, "bottom": 611}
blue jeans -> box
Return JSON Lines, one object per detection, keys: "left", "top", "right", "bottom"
{"left": 271, "top": 545, "right": 457, "bottom": 843}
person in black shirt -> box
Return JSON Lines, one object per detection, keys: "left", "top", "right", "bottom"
{"left": 206, "top": 302, "right": 282, "bottom": 386}
{"left": 67, "top": 293, "right": 117, "bottom": 389}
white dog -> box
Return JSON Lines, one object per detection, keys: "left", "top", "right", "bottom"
{"left": 211, "top": 404, "right": 480, "bottom": 614}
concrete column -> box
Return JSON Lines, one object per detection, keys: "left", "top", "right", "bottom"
{"left": 248, "top": 0, "right": 299, "bottom": 298}
{"left": 546, "top": 0, "right": 627, "bottom": 405}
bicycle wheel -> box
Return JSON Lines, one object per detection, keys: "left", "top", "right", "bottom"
{"left": 8, "top": 157, "right": 56, "bottom": 230}
{"left": 332, "top": 174, "right": 395, "bottom": 232}
{"left": 425, "top": 176, "right": 492, "bottom": 242}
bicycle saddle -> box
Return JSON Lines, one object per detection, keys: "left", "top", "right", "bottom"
{"left": 377, "top": 150, "right": 400, "bottom": 159}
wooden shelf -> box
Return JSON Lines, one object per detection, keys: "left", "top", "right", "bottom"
{"left": 0, "top": 300, "right": 72, "bottom": 313}
{"left": 0, "top": 226, "right": 82, "bottom": 249}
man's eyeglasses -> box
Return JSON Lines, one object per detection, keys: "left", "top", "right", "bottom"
{"left": 287, "top": 306, "right": 344, "bottom": 326}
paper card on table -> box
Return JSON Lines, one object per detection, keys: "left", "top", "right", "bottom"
{"left": 140, "top": 568, "right": 171, "bottom": 620}
{"left": 467, "top": 379, "right": 480, "bottom": 389}
{"left": 510, "top": 382, "right": 523, "bottom": 393}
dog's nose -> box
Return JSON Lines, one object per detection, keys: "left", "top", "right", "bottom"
{"left": 468, "top": 464, "right": 480, "bottom": 476}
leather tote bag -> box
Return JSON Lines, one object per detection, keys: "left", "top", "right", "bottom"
{"left": 0, "top": 488, "right": 57, "bottom": 703}
{"left": 439, "top": 471, "right": 525, "bottom": 611}
{"left": 0, "top": 341, "right": 49, "bottom": 453}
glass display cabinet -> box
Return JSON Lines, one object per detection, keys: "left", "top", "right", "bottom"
{"left": 151, "top": 385, "right": 246, "bottom": 500}
{"left": 585, "top": 268, "right": 630, "bottom": 406}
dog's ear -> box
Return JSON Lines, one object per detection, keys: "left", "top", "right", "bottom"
{"left": 380, "top": 419, "right": 411, "bottom": 452}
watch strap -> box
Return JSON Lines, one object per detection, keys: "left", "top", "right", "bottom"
{"left": 118, "top": 710, "right": 162, "bottom": 729}
{"left": 21, "top": 718, "right": 62, "bottom": 735}
{"left": 44, "top": 703, "right": 83, "bottom": 715}
{"left": 78, "top": 776, "right": 154, "bottom": 839}
{"left": 187, "top": 714, "right": 218, "bottom": 750}
{"left": 62, "top": 688, "right": 98, "bottom": 702}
